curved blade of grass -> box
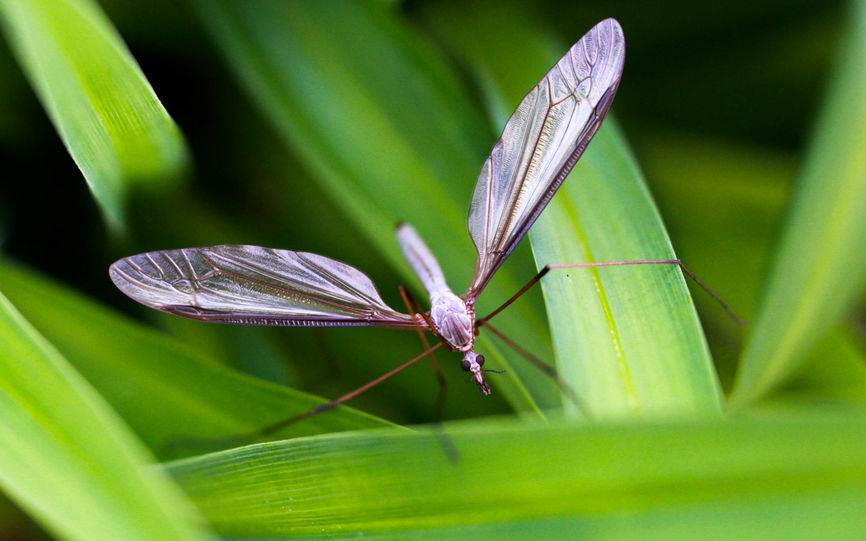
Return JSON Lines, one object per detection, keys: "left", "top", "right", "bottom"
{"left": 641, "top": 132, "right": 866, "bottom": 403}
{"left": 191, "top": 0, "right": 561, "bottom": 415}
{"left": 0, "top": 0, "right": 187, "bottom": 229}
{"left": 732, "top": 0, "right": 866, "bottom": 405}
{"left": 166, "top": 414, "right": 866, "bottom": 538}
{"left": 0, "top": 292, "right": 211, "bottom": 540}
{"left": 531, "top": 124, "right": 721, "bottom": 418}
{"left": 638, "top": 134, "right": 794, "bottom": 329}
{"left": 0, "top": 260, "right": 393, "bottom": 461}
{"left": 422, "top": 2, "right": 721, "bottom": 418}
{"left": 308, "top": 492, "right": 866, "bottom": 541}
{"left": 628, "top": 133, "right": 793, "bottom": 388}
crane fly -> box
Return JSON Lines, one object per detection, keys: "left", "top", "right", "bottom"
{"left": 111, "top": 19, "right": 648, "bottom": 405}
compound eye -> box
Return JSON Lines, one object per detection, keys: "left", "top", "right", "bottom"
{"left": 461, "top": 359, "right": 471, "bottom": 371}
{"left": 476, "top": 355, "right": 485, "bottom": 367}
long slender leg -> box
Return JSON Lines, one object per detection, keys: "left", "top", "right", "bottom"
{"left": 398, "top": 287, "right": 459, "bottom": 461}
{"left": 479, "top": 259, "right": 745, "bottom": 326}
{"left": 480, "top": 320, "right": 590, "bottom": 418}
{"left": 399, "top": 286, "right": 448, "bottom": 424}
{"left": 256, "top": 342, "right": 445, "bottom": 437}
{"left": 165, "top": 342, "right": 446, "bottom": 454}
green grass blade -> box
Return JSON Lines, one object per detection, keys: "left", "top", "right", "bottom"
{"left": 531, "top": 124, "right": 721, "bottom": 417}
{"left": 166, "top": 414, "right": 866, "bottom": 538}
{"left": 0, "top": 0, "right": 187, "bottom": 229}
{"left": 635, "top": 133, "right": 793, "bottom": 391}
{"left": 732, "top": 0, "right": 866, "bottom": 404}
{"left": 641, "top": 133, "right": 866, "bottom": 404}
{"left": 639, "top": 133, "right": 794, "bottom": 323}
{"left": 422, "top": 2, "right": 721, "bottom": 418}
{"left": 0, "top": 292, "right": 211, "bottom": 540}
{"left": 0, "top": 260, "right": 392, "bottom": 460}
{"left": 192, "top": 0, "right": 561, "bottom": 413}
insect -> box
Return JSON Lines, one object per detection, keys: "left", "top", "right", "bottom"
{"left": 111, "top": 19, "right": 640, "bottom": 405}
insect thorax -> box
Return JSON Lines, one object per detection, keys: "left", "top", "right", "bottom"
{"left": 429, "top": 289, "right": 475, "bottom": 352}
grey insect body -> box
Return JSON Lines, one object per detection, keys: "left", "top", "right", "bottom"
{"left": 109, "top": 19, "right": 626, "bottom": 396}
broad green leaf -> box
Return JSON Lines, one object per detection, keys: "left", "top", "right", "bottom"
{"left": 638, "top": 133, "right": 795, "bottom": 322}
{"left": 638, "top": 133, "right": 795, "bottom": 388}
{"left": 422, "top": 2, "right": 721, "bottom": 418}
{"left": 192, "top": 0, "right": 560, "bottom": 414}
{"left": 166, "top": 414, "right": 866, "bottom": 538}
{"left": 641, "top": 133, "right": 866, "bottom": 404}
{"left": 0, "top": 260, "right": 392, "bottom": 461}
{"left": 531, "top": 124, "right": 721, "bottom": 418}
{"left": 0, "top": 292, "right": 210, "bottom": 541}
{"left": 638, "top": 131, "right": 795, "bottom": 316}
{"left": 0, "top": 0, "right": 187, "bottom": 229}
{"left": 732, "top": 0, "right": 866, "bottom": 404}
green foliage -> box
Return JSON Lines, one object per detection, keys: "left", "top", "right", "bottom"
{"left": 0, "top": 0, "right": 864, "bottom": 538}
{"left": 732, "top": 0, "right": 866, "bottom": 404}
{"left": 191, "top": 0, "right": 555, "bottom": 413}
{"left": 424, "top": 4, "right": 721, "bottom": 418}
{"left": 0, "top": 0, "right": 187, "bottom": 229}
{"left": 0, "top": 261, "right": 393, "bottom": 462}
{"left": 0, "top": 292, "right": 211, "bottom": 540}
{"left": 166, "top": 414, "right": 866, "bottom": 538}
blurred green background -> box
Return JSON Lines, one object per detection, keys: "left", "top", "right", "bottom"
{"left": 1, "top": 0, "right": 865, "bottom": 538}
{"left": 0, "top": 0, "right": 847, "bottom": 403}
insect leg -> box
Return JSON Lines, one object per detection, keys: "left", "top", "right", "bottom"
{"left": 478, "top": 259, "right": 744, "bottom": 326}
{"left": 255, "top": 342, "right": 446, "bottom": 438}
{"left": 479, "top": 320, "right": 589, "bottom": 417}
{"left": 163, "top": 341, "right": 445, "bottom": 455}
{"left": 399, "top": 286, "right": 448, "bottom": 424}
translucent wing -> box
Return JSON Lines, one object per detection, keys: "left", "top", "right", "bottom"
{"left": 467, "top": 18, "right": 625, "bottom": 298}
{"left": 109, "top": 245, "right": 421, "bottom": 328}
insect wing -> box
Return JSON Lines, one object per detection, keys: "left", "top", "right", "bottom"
{"left": 467, "top": 18, "right": 625, "bottom": 297}
{"left": 109, "top": 245, "right": 419, "bottom": 328}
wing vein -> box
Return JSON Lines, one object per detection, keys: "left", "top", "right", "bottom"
{"left": 466, "top": 19, "right": 624, "bottom": 298}
{"left": 109, "top": 246, "right": 417, "bottom": 328}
